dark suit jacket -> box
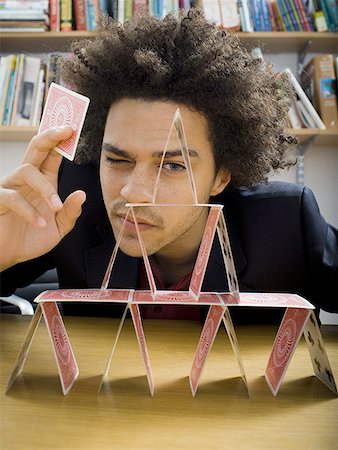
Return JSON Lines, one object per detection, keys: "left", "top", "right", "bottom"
{"left": 1, "top": 161, "right": 337, "bottom": 322}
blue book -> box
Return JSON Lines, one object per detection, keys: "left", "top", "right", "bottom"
{"left": 277, "top": 0, "right": 293, "bottom": 30}
{"left": 260, "top": 0, "right": 272, "bottom": 30}
{"left": 323, "top": 0, "right": 338, "bottom": 31}
{"left": 251, "top": 0, "right": 263, "bottom": 30}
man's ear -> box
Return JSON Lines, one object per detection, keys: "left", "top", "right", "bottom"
{"left": 210, "top": 169, "right": 231, "bottom": 197}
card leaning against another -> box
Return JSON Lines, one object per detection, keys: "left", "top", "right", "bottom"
{"left": 38, "top": 83, "right": 90, "bottom": 161}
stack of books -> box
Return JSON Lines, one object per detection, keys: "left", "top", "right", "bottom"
{"left": 0, "top": 0, "right": 49, "bottom": 32}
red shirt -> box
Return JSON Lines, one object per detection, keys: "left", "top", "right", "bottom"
{"left": 138, "top": 257, "right": 200, "bottom": 320}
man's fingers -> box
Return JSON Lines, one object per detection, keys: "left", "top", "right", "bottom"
{"left": 56, "top": 190, "right": 86, "bottom": 237}
{"left": 23, "top": 127, "right": 74, "bottom": 168}
{"left": 0, "top": 189, "right": 47, "bottom": 228}
{"left": 1, "top": 164, "right": 63, "bottom": 211}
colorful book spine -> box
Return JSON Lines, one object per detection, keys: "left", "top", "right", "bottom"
{"left": 260, "top": 0, "right": 272, "bottom": 30}
{"left": 251, "top": 0, "right": 263, "bottom": 30}
{"left": 124, "top": 0, "right": 133, "bottom": 20}
{"left": 323, "top": 0, "right": 338, "bottom": 31}
{"left": 86, "top": 0, "right": 96, "bottom": 29}
{"left": 293, "top": 0, "right": 312, "bottom": 31}
{"left": 49, "top": 0, "right": 60, "bottom": 31}
{"left": 285, "top": 0, "right": 303, "bottom": 30}
{"left": 74, "top": 0, "right": 87, "bottom": 30}
{"left": 277, "top": 0, "right": 294, "bottom": 30}
{"left": 60, "top": 0, "right": 72, "bottom": 31}
{"left": 319, "top": 0, "right": 333, "bottom": 30}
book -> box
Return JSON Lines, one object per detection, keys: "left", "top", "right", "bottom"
{"left": 31, "top": 68, "right": 45, "bottom": 126}
{"left": 74, "top": 0, "right": 87, "bottom": 30}
{"left": 202, "top": 0, "right": 222, "bottom": 27}
{"left": 60, "top": 0, "right": 72, "bottom": 31}
{"left": 283, "top": 67, "right": 326, "bottom": 129}
{"left": 301, "top": 55, "right": 338, "bottom": 129}
{"left": 13, "top": 55, "right": 42, "bottom": 126}
{"left": 219, "top": 0, "right": 241, "bottom": 30}
{"left": 10, "top": 54, "right": 25, "bottom": 126}
{"left": 2, "top": 55, "right": 18, "bottom": 126}
{"left": 49, "top": 0, "right": 60, "bottom": 31}
{"left": 296, "top": 98, "right": 317, "bottom": 128}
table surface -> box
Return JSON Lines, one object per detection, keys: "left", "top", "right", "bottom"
{"left": 1, "top": 314, "right": 337, "bottom": 450}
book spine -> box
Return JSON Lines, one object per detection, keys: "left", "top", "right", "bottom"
{"left": 74, "top": 0, "right": 87, "bottom": 30}
{"left": 86, "top": 0, "right": 96, "bottom": 29}
{"left": 293, "top": 0, "right": 312, "bottom": 30}
{"left": 49, "top": 0, "right": 60, "bottom": 31}
{"left": 260, "top": 0, "right": 272, "bottom": 30}
{"left": 323, "top": 0, "right": 338, "bottom": 31}
{"left": 285, "top": 0, "right": 303, "bottom": 30}
{"left": 60, "top": 0, "right": 73, "bottom": 31}
{"left": 124, "top": 0, "right": 133, "bottom": 20}
{"left": 117, "top": 0, "right": 124, "bottom": 22}
{"left": 278, "top": 0, "right": 295, "bottom": 29}
{"left": 318, "top": 0, "right": 333, "bottom": 30}
{"left": 133, "top": 0, "right": 147, "bottom": 14}
{"left": 3, "top": 55, "right": 17, "bottom": 126}
{"left": 10, "top": 54, "right": 25, "bottom": 126}
{"left": 251, "top": 0, "right": 263, "bottom": 30}
{"left": 271, "top": 0, "right": 287, "bottom": 30}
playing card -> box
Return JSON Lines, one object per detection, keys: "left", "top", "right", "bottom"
{"left": 41, "top": 302, "right": 79, "bottom": 395}
{"left": 173, "top": 109, "right": 198, "bottom": 204}
{"left": 6, "top": 304, "right": 42, "bottom": 393}
{"left": 38, "top": 82, "right": 90, "bottom": 161}
{"left": 238, "top": 292, "right": 314, "bottom": 309}
{"left": 303, "top": 311, "right": 337, "bottom": 394}
{"left": 265, "top": 307, "right": 310, "bottom": 396}
{"left": 222, "top": 306, "right": 249, "bottom": 393}
{"left": 189, "top": 206, "right": 222, "bottom": 300}
{"left": 101, "top": 208, "right": 132, "bottom": 289}
{"left": 152, "top": 108, "right": 198, "bottom": 204}
{"left": 98, "top": 304, "right": 129, "bottom": 393}
{"left": 216, "top": 212, "right": 239, "bottom": 298}
{"left": 35, "top": 289, "right": 132, "bottom": 303}
{"left": 131, "top": 206, "right": 157, "bottom": 297}
{"left": 129, "top": 303, "right": 155, "bottom": 396}
{"left": 189, "top": 305, "right": 225, "bottom": 396}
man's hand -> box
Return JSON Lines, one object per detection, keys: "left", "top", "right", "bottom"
{"left": 0, "top": 127, "right": 86, "bottom": 271}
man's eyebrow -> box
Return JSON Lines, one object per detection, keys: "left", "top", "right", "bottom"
{"left": 102, "top": 142, "right": 200, "bottom": 159}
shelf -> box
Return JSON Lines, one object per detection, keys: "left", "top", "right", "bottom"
{"left": 1, "top": 126, "right": 338, "bottom": 145}
{"left": 287, "top": 128, "right": 338, "bottom": 146}
{"left": 0, "top": 31, "right": 337, "bottom": 53}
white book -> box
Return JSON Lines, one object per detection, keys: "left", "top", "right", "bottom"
{"left": 296, "top": 99, "right": 316, "bottom": 128}
{"left": 219, "top": 0, "right": 240, "bottom": 29}
{"left": 202, "top": 0, "right": 222, "bottom": 27}
{"left": 118, "top": 0, "right": 124, "bottom": 23}
{"left": 283, "top": 68, "right": 326, "bottom": 130}
{"left": 288, "top": 104, "right": 302, "bottom": 129}
{"left": 31, "top": 69, "right": 45, "bottom": 126}
{"left": 1, "top": 1, "right": 49, "bottom": 10}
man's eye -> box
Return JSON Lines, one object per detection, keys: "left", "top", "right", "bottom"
{"left": 105, "top": 157, "right": 129, "bottom": 165}
{"left": 162, "top": 162, "right": 186, "bottom": 172}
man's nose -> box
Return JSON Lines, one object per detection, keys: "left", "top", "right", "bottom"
{"left": 120, "top": 165, "right": 155, "bottom": 203}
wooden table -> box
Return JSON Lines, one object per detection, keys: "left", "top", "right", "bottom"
{"left": 1, "top": 315, "right": 337, "bottom": 450}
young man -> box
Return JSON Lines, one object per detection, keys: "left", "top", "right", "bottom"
{"left": 0, "top": 10, "right": 337, "bottom": 322}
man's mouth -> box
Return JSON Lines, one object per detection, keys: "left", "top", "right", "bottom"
{"left": 117, "top": 214, "right": 154, "bottom": 232}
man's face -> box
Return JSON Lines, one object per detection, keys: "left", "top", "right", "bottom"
{"left": 100, "top": 99, "right": 229, "bottom": 260}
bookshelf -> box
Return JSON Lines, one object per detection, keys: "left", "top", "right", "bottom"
{"left": 1, "top": 31, "right": 338, "bottom": 144}
{"left": 1, "top": 30, "right": 338, "bottom": 53}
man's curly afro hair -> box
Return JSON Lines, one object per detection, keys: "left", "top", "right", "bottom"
{"left": 62, "top": 8, "right": 297, "bottom": 186}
